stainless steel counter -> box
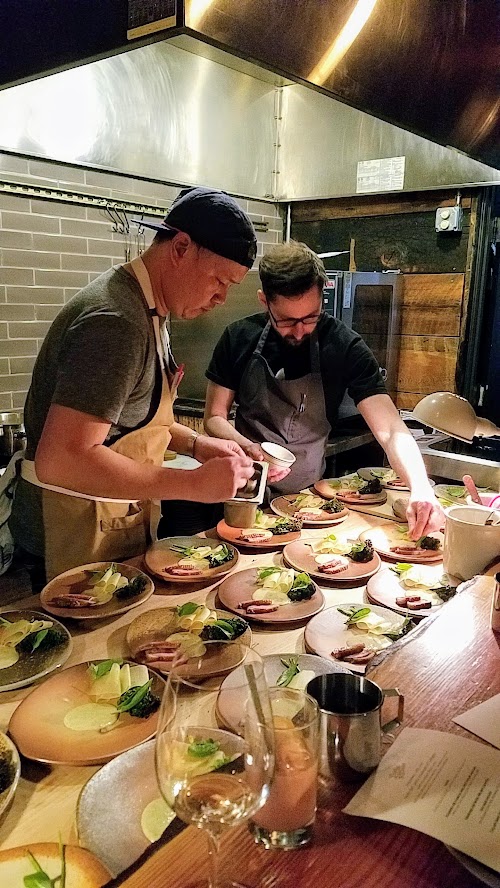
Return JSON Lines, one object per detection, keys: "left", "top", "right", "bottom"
{"left": 420, "top": 436, "right": 500, "bottom": 488}
{"left": 325, "top": 430, "right": 375, "bottom": 457}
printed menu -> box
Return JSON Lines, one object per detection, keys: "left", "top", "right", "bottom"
{"left": 344, "top": 727, "right": 500, "bottom": 874}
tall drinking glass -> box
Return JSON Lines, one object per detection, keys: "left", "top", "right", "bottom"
{"left": 155, "top": 641, "right": 274, "bottom": 888}
{"left": 249, "top": 687, "right": 320, "bottom": 850}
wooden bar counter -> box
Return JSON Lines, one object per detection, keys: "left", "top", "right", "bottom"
{"left": 1, "top": 509, "right": 499, "bottom": 888}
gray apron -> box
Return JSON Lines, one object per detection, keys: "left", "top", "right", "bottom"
{"left": 235, "top": 321, "right": 331, "bottom": 494}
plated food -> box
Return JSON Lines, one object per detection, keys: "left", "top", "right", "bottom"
{"left": 126, "top": 604, "right": 251, "bottom": 678}
{"left": 78, "top": 731, "right": 240, "bottom": 877}
{"left": 283, "top": 532, "right": 381, "bottom": 583}
{"left": 40, "top": 561, "right": 154, "bottom": 620}
{"left": 305, "top": 603, "right": 413, "bottom": 673}
{"left": 314, "top": 473, "right": 387, "bottom": 506}
{"left": 217, "top": 567, "right": 324, "bottom": 624}
{"left": 9, "top": 659, "right": 165, "bottom": 765}
{"left": 145, "top": 536, "right": 238, "bottom": 582}
{"left": 359, "top": 525, "right": 444, "bottom": 563}
{"left": 367, "top": 564, "right": 459, "bottom": 617}
{"left": 0, "top": 843, "right": 111, "bottom": 888}
{"left": 0, "top": 609, "right": 72, "bottom": 691}
{"left": 0, "top": 731, "right": 20, "bottom": 819}
{"left": 271, "top": 492, "right": 349, "bottom": 525}
{"left": 215, "top": 653, "right": 348, "bottom": 733}
{"left": 364, "top": 467, "right": 411, "bottom": 491}
{"left": 434, "top": 483, "right": 497, "bottom": 507}
{"left": 216, "top": 512, "right": 302, "bottom": 548}
{"left": 434, "top": 483, "right": 469, "bottom": 505}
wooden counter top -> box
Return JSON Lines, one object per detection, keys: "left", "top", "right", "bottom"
{"left": 1, "top": 510, "right": 499, "bottom": 888}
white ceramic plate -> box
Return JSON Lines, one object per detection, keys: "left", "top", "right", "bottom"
{"left": 9, "top": 660, "right": 166, "bottom": 765}
{"left": 40, "top": 562, "right": 154, "bottom": 621}
{"left": 366, "top": 565, "right": 458, "bottom": 617}
{"left": 304, "top": 603, "right": 407, "bottom": 674}
{"left": 363, "top": 468, "right": 410, "bottom": 492}
{"left": 215, "top": 653, "right": 348, "bottom": 733}
{"left": 359, "top": 526, "right": 444, "bottom": 564}
{"left": 0, "top": 609, "right": 72, "bottom": 692}
{"left": 270, "top": 494, "right": 349, "bottom": 526}
{"left": 77, "top": 739, "right": 179, "bottom": 877}
{"left": 78, "top": 727, "right": 246, "bottom": 877}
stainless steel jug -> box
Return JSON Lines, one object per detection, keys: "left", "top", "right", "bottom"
{"left": 0, "top": 412, "right": 25, "bottom": 466}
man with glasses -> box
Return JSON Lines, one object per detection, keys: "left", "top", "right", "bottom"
{"left": 204, "top": 240, "right": 442, "bottom": 538}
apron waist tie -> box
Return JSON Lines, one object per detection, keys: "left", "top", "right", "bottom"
{"left": 21, "top": 459, "right": 140, "bottom": 504}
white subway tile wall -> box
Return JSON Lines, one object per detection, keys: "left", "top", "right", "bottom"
{"left": 0, "top": 153, "right": 283, "bottom": 409}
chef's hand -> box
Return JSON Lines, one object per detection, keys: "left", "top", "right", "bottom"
{"left": 191, "top": 455, "right": 255, "bottom": 503}
{"left": 241, "top": 442, "right": 292, "bottom": 484}
{"left": 193, "top": 434, "right": 249, "bottom": 463}
{"left": 406, "top": 487, "right": 445, "bottom": 539}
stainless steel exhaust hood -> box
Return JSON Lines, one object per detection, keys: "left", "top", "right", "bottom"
{"left": 1, "top": 0, "right": 499, "bottom": 171}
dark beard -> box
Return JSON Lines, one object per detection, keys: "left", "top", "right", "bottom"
{"left": 282, "top": 332, "right": 312, "bottom": 348}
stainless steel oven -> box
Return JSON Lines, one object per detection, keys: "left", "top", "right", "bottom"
{"left": 323, "top": 271, "right": 402, "bottom": 420}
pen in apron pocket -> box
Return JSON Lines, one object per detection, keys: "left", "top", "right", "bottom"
{"left": 171, "top": 363, "right": 185, "bottom": 391}
{"left": 299, "top": 393, "right": 307, "bottom": 413}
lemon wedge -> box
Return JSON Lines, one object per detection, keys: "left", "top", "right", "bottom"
{"left": 141, "top": 797, "right": 176, "bottom": 843}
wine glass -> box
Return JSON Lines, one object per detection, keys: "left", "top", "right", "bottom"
{"left": 155, "top": 641, "right": 274, "bottom": 888}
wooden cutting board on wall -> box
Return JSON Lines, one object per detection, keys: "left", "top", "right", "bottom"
{"left": 395, "top": 272, "right": 464, "bottom": 410}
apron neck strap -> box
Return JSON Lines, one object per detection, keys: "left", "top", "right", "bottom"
{"left": 309, "top": 328, "right": 321, "bottom": 373}
{"left": 130, "top": 256, "right": 155, "bottom": 310}
{"left": 255, "top": 320, "right": 272, "bottom": 356}
{"left": 130, "top": 257, "right": 170, "bottom": 369}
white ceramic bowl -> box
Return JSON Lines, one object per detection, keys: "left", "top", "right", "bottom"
{"left": 260, "top": 442, "right": 296, "bottom": 468}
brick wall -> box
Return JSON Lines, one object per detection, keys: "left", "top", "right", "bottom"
{"left": 0, "top": 152, "right": 282, "bottom": 411}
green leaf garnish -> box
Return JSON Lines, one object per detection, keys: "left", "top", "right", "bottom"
{"left": 207, "top": 544, "right": 233, "bottom": 568}
{"left": 59, "top": 836, "right": 66, "bottom": 888}
{"left": 24, "top": 872, "right": 52, "bottom": 888}
{"left": 23, "top": 841, "right": 66, "bottom": 888}
{"left": 276, "top": 657, "right": 300, "bottom": 687}
{"left": 188, "top": 738, "right": 221, "bottom": 758}
{"left": 257, "top": 566, "right": 281, "bottom": 581}
{"left": 444, "top": 486, "right": 466, "bottom": 498}
{"left": 176, "top": 601, "right": 200, "bottom": 617}
{"left": 390, "top": 562, "right": 413, "bottom": 575}
{"left": 30, "top": 629, "right": 49, "bottom": 652}
{"left": 337, "top": 605, "right": 371, "bottom": 627}
{"left": 116, "top": 679, "right": 153, "bottom": 713}
{"left": 170, "top": 545, "right": 194, "bottom": 556}
{"left": 88, "top": 658, "right": 123, "bottom": 680}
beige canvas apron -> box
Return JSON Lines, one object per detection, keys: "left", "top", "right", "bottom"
{"left": 32, "top": 258, "right": 175, "bottom": 579}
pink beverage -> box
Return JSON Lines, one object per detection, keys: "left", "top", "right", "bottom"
{"left": 252, "top": 714, "right": 318, "bottom": 833}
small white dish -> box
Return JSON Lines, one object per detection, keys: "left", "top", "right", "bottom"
{"left": 465, "top": 492, "right": 500, "bottom": 509}
{"left": 261, "top": 442, "right": 296, "bottom": 468}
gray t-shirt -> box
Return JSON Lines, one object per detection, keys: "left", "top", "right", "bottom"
{"left": 10, "top": 266, "right": 162, "bottom": 556}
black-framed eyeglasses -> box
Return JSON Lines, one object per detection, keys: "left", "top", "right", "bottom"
{"left": 266, "top": 301, "right": 324, "bottom": 330}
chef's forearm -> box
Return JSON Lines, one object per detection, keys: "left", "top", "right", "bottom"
{"left": 204, "top": 414, "right": 253, "bottom": 451}
{"left": 358, "top": 394, "right": 432, "bottom": 492}
{"left": 379, "top": 429, "right": 432, "bottom": 491}
{"left": 169, "top": 421, "right": 199, "bottom": 456}
{"left": 36, "top": 442, "right": 208, "bottom": 502}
